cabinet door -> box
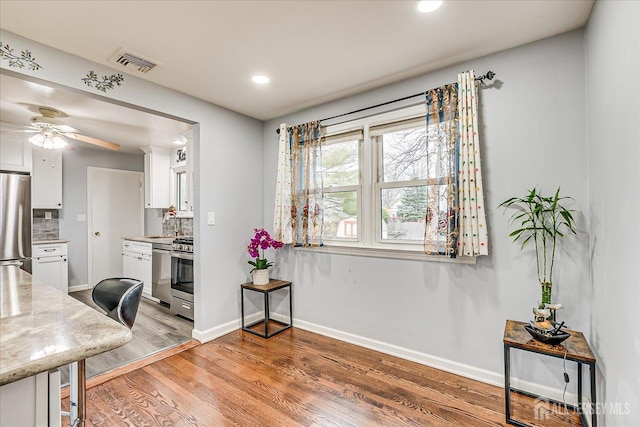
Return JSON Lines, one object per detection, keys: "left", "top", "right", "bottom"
{"left": 0, "top": 139, "right": 32, "bottom": 172}
{"left": 32, "top": 146, "right": 63, "bottom": 209}
{"left": 123, "top": 251, "right": 152, "bottom": 296}
{"left": 32, "top": 255, "right": 68, "bottom": 294}
{"left": 141, "top": 146, "right": 170, "bottom": 208}
{"left": 139, "top": 255, "right": 152, "bottom": 296}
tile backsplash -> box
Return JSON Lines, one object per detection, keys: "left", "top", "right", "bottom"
{"left": 162, "top": 216, "right": 193, "bottom": 237}
{"left": 33, "top": 209, "right": 59, "bottom": 241}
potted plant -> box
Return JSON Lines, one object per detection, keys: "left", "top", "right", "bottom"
{"left": 247, "top": 228, "right": 284, "bottom": 285}
{"left": 499, "top": 187, "right": 577, "bottom": 308}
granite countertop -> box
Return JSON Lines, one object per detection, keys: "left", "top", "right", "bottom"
{"left": 123, "top": 236, "right": 192, "bottom": 244}
{"left": 123, "top": 236, "right": 174, "bottom": 244}
{"left": 33, "top": 239, "right": 70, "bottom": 244}
{"left": 0, "top": 266, "right": 132, "bottom": 386}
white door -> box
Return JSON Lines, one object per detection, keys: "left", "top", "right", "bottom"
{"left": 88, "top": 167, "right": 143, "bottom": 287}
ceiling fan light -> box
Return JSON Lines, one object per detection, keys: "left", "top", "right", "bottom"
{"left": 29, "top": 133, "right": 45, "bottom": 147}
{"left": 52, "top": 136, "right": 67, "bottom": 149}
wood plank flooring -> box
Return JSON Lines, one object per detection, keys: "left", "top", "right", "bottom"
{"left": 60, "top": 290, "right": 193, "bottom": 385}
{"left": 62, "top": 328, "right": 582, "bottom": 426}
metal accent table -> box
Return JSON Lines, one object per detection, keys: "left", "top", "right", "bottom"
{"left": 241, "top": 279, "right": 292, "bottom": 338}
{"left": 503, "top": 319, "right": 597, "bottom": 427}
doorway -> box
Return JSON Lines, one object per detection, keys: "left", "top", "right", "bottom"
{"left": 87, "top": 166, "right": 143, "bottom": 286}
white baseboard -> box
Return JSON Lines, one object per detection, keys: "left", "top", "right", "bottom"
{"left": 68, "top": 284, "right": 91, "bottom": 293}
{"left": 292, "top": 318, "right": 583, "bottom": 408}
{"left": 192, "top": 312, "right": 264, "bottom": 343}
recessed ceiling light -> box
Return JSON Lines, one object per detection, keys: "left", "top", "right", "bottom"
{"left": 252, "top": 75, "right": 270, "bottom": 84}
{"left": 417, "top": 0, "right": 443, "bottom": 13}
{"left": 172, "top": 135, "right": 187, "bottom": 145}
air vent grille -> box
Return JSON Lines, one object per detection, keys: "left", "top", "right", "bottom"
{"left": 111, "top": 49, "right": 158, "bottom": 73}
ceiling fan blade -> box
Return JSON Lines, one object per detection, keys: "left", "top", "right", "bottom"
{"left": 0, "top": 120, "right": 32, "bottom": 130}
{"left": 64, "top": 133, "right": 120, "bottom": 151}
{"left": 0, "top": 129, "right": 38, "bottom": 133}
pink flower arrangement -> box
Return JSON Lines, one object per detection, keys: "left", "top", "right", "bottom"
{"left": 247, "top": 228, "right": 284, "bottom": 272}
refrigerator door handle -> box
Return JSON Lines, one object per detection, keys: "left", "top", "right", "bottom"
{"left": 0, "top": 260, "right": 23, "bottom": 268}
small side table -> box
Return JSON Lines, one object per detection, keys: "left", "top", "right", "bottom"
{"left": 503, "top": 319, "right": 597, "bottom": 427}
{"left": 241, "top": 279, "right": 292, "bottom": 338}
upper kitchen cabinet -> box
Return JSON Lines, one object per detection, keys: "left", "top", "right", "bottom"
{"left": 32, "top": 146, "right": 62, "bottom": 209}
{"left": 140, "top": 145, "right": 170, "bottom": 209}
{"left": 0, "top": 139, "right": 32, "bottom": 173}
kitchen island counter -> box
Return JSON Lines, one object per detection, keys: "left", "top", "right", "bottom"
{"left": 0, "top": 265, "right": 132, "bottom": 386}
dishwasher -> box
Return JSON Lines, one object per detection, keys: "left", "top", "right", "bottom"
{"left": 151, "top": 241, "right": 172, "bottom": 305}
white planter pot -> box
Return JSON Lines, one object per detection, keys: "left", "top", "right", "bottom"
{"left": 252, "top": 269, "right": 269, "bottom": 285}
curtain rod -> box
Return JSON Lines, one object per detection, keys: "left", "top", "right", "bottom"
{"left": 276, "top": 71, "right": 495, "bottom": 134}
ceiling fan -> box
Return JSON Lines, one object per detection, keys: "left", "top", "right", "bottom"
{"left": 0, "top": 106, "right": 120, "bottom": 151}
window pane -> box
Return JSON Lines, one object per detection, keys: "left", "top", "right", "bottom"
{"left": 322, "top": 139, "right": 359, "bottom": 187}
{"left": 381, "top": 126, "right": 427, "bottom": 182}
{"left": 177, "top": 171, "right": 187, "bottom": 211}
{"left": 380, "top": 186, "right": 427, "bottom": 241}
{"left": 323, "top": 190, "right": 358, "bottom": 240}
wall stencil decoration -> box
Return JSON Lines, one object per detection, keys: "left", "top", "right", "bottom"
{"left": 0, "top": 42, "right": 42, "bottom": 70}
{"left": 81, "top": 70, "right": 124, "bottom": 92}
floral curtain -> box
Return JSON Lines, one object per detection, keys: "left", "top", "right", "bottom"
{"left": 457, "top": 70, "right": 488, "bottom": 256}
{"left": 424, "top": 84, "right": 459, "bottom": 256}
{"left": 273, "top": 123, "right": 293, "bottom": 244}
{"left": 423, "top": 70, "right": 489, "bottom": 257}
{"left": 290, "top": 121, "right": 324, "bottom": 246}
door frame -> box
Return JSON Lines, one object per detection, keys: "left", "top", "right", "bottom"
{"left": 87, "top": 166, "right": 144, "bottom": 287}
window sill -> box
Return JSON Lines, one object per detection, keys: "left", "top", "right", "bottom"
{"left": 293, "top": 245, "right": 477, "bottom": 264}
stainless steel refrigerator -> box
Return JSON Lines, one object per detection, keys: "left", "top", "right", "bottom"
{"left": 0, "top": 171, "right": 32, "bottom": 272}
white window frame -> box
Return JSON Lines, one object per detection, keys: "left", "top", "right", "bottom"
{"left": 322, "top": 130, "right": 363, "bottom": 245}
{"left": 306, "top": 104, "right": 475, "bottom": 263}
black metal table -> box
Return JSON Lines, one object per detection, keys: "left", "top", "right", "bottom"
{"left": 241, "top": 279, "right": 292, "bottom": 338}
{"left": 503, "top": 319, "right": 597, "bottom": 427}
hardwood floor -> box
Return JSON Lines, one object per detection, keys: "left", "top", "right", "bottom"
{"left": 62, "top": 328, "right": 582, "bottom": 426}
{"left": 60, "top": 290, "right": 193, "bottom": 385}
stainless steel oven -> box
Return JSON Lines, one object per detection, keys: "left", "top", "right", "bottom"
{"left": 170, "top": 238, "right": 193, "bottom": 320}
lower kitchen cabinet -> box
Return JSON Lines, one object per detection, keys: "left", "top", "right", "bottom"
{"left": 122, "top": 240, "right": 153, "bottom": 298}
{"left": 32, "top": 242, "right": 69, "bottom": 294}
{"left": 0, "top": 369, "right": 61, "bottom": 427}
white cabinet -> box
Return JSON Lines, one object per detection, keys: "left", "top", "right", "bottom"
{"left": 122, "top": 240, "right": 153, "bottom": 298}
{"left": 32, "top": 146, "right": 63, "bottom": 209}
{"left": 32, "top": 242, "right": 69, "bottom": 294}
{"left": 0, "top": 369, "right": 61, "bottom": 427}
{"left": 0, "top": 139, "right": 32, "bottom": 172}
{"left": 140, "top": 145, "right": 170, "bottom": 209}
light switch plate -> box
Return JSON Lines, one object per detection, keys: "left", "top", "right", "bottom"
{"left": 207, "top": 212, "right": 215, "bottom": 225}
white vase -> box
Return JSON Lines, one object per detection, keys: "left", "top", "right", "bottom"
{"left": 252, "top": 269, "right": 269, "bottom": 285}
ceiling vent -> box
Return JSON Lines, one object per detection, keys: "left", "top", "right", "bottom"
{"left": 110, "top": 49, "right": 159, "bottom": 74}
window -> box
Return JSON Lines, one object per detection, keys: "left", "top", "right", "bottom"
{"left": 321, "top": 130, "right": 362, "bottom": 242}
{"left": 320, "top": 105, "right": 439, "bottom": 253}
{"left": 177, "top": 170, "right": 187, "bottom": 211}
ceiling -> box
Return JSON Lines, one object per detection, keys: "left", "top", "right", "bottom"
{"left": 0, "top": 1, "right": 593, "bottom": 153}
{"left": 0, "top": 72, "right": 192, "bottom": 153}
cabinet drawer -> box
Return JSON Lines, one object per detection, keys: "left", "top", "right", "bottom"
{"left": 33, "top": 243, "right": 68, "bottom": 258}
{"left": 122, "top": 240, "right": 152, "bottom": 255}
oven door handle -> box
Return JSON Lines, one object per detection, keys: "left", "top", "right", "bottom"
{"left": 171, "top": 251, "right": 193, "bottom": 260}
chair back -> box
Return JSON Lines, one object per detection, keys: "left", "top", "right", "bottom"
{"left": 92, "top": 278, "right": 144, "bottom": 329}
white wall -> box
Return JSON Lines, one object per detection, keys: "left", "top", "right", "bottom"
{"left": 59, "top": 146, "right": 143, "bottom": 288}
{"left": 0, "top": 30, "right": 264, "bottom": 336}
{"left": 585, "top": 1, "right": 640, "bottom": 425}
{"left": 264, "top": 30, "right": 591, "bottom": 393}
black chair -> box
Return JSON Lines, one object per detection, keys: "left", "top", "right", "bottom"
{"left": 92, "top": 277, "right": 144, "bottom": 329}
{"left": 65, "top": 278, "right": 144, "bottom": 426}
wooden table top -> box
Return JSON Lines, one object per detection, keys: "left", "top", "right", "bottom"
{"left": 242, "top": 279, "right": 291, "bottom": 293}
{"left": 503, "top": 319, "right": 595, "bottom": 364}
